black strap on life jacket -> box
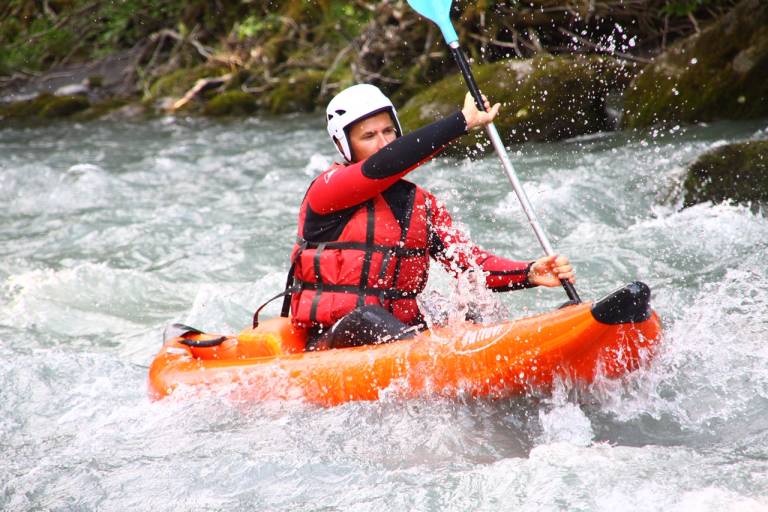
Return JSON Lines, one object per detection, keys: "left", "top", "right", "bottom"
{"left": 356, "top": 201, "right": 376, "bottom": 308}
{"left": 308, "top": 241, "right": 327, "bottom": 322}
{"left": 294, "top": 239, "right": 426, "bottom": 257}
{"left": 386, "top": 185, "right": 416, "bottom": 312}
{"left": 292, "top": 279, "right": 420, "bottom": 300}
{"left": 278, "top": 190, "right": 425, "bottom": 325}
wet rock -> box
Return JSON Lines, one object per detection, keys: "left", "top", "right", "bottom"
{"left": 623, "top": 0, "right": 768, "bottom": 128}
{"left": 683, "top": 140, "right": 768, "bottom": 207}
{"left": 203, "top": 91, "right": 258, "bottom": 116}
{"left": 398, "top": 54, "right": 633, "bottom": 154}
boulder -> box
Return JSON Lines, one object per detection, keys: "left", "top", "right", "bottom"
{"left": 683, "top": 140, "right": 768, "bottom": 207}
{"left": 39, "top": 95, "right": 90, "bottom": 118}
{"left": 623, "top": 0, "right": 768, "bottom": 128}
{"left": 203, "top": 91, "right": 259, "bottom": 116}
{"left": 0, "top": 93, "right": 90, "bottom": 120}
{"left": 398, "top": 54, "right": 632, "bottom": 154}
{"left": 146, "top": 65, "right": 229, "bottom": 103}
{"left": 0, "top": 94, "right": 55, "bottom": 119}
{"left": 265, "top": 69, "right": 325, "bottom": 114}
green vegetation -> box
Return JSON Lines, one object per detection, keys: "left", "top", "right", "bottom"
{"left": 4, "top": 1, "right": 163, "bottom": 74}
{"left": 0, "top": 0, "right": 756, "bottom": 126}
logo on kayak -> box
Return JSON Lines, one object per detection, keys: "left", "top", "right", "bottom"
{"left": 456, "top": 324, "right": 512, "bottom": 354}
{"left": 323, "top": 169, "right": 337, "bottom": 183}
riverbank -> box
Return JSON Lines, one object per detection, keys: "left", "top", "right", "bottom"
{"left": 0, "top": 0, "right": 742, "bottom": 127}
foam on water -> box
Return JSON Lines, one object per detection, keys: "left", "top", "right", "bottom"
{"left": 1, "top": 117, "right": 767, "bottom": 510}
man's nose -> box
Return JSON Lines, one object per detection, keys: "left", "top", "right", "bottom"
{"left": 376, "top": 133, "right": 389, "bottom": 148}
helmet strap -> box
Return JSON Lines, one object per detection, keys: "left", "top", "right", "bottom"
{"left": 332, "top": 136, "right": 352, "bottom": 163}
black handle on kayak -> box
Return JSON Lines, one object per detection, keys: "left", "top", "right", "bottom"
{"left": 449, "top": 45, "right": 581, "bottom": 304}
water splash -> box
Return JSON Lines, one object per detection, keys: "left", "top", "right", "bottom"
{"left": 2, "top": 117, "right": 768, "bottom": 510}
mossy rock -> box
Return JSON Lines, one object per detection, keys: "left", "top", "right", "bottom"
{"left": 266, "top": 70, "right": 325, "bottom": 114}
{"left": 683, "top": 140, "right": 768, "bottom": 207}
{"left": 398, "top": 54, "right": 633, "bottom": 154}
{"left": 0, "top": 93, "right": 91, "bottom": 120}
{"left": 147, "top": 65, "right": 228, "bottom": 101}
{"left": 39, "top": 95, "right": 90, "bottom": 118}
{"left": 623, "top": 0, "right": 768, "bottom": 128}
{"left": 203, "top": 91, "right": 258, "bottom": 116}
{"left": 72, "top": 98, "right": 129, "bottom": 121}
{"left": 0, "top": 94, "right": 55, "bottom": 119}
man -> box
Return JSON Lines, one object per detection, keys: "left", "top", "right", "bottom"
{"left": 288, "top": 84, "right": 574, "bottom": 351}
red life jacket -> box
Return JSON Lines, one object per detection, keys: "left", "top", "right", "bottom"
{"left": 290, "top": 182, "right": 430, "bottom": 327}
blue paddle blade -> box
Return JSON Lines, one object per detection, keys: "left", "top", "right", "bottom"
{"left": 406, "top": 0, "right": 459, "bottom": 44}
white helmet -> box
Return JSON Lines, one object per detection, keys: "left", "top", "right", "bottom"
{"left": 326, "top": 84, "right": 402, "bottom": 162}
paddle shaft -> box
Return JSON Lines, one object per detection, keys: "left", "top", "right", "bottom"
{"left": 449, "top": 42, "right": 581, "bottom": 303}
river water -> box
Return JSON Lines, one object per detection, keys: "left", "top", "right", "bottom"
{"left": 1, "top": 114, "right": 767, "bottom": 511}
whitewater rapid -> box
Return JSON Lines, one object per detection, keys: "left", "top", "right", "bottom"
{"left": 1, "top": 116, "right": 767, "bottom": 511}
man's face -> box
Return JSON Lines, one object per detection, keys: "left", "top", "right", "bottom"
{"left": 346, "top": 111, "right": 398, "bottom": 162}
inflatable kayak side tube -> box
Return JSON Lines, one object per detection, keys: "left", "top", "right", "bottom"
{"left": 591, "top": 281, "right": 653, "bottom": 324}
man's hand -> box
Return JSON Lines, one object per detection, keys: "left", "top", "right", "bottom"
{"left": 461, "top": 92, "right": 500, "bottom": 130}
{"left": 528, "top": 254, "right": 575, "bottom": 287}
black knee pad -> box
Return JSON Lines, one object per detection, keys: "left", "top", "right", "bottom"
{"left": 311, "top": 305, "right": 416, "bottom": 350}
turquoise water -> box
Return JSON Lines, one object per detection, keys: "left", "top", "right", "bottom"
{"left": 1, "top": 115, "right": 767, "bottom": 510}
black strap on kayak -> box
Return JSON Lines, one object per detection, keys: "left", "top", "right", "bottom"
{"left": 164, "top": 323, "right": 228, "bottom": 348}
{"left": 252, "top": 238, "right": 310, "bottom": 328}
{"left": 252, "top": 266, "right": 300, "bottom": 328}
{"left": 280, "top": 265, "right": 295, "bottom": 318}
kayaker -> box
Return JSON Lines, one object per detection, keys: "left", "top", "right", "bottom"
{"left": 288, "top": 84, "right": 575, "bottom": 351}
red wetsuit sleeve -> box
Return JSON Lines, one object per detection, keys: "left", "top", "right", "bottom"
{"left": 308, "top": 112, "right": 467, "bottom": 214}
{"left": 426, "top": 191, "right": 535, "bottom": 291}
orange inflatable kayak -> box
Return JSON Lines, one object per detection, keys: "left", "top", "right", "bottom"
{"left": 148, "top": 282, "right": 662, "bottom": 406}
